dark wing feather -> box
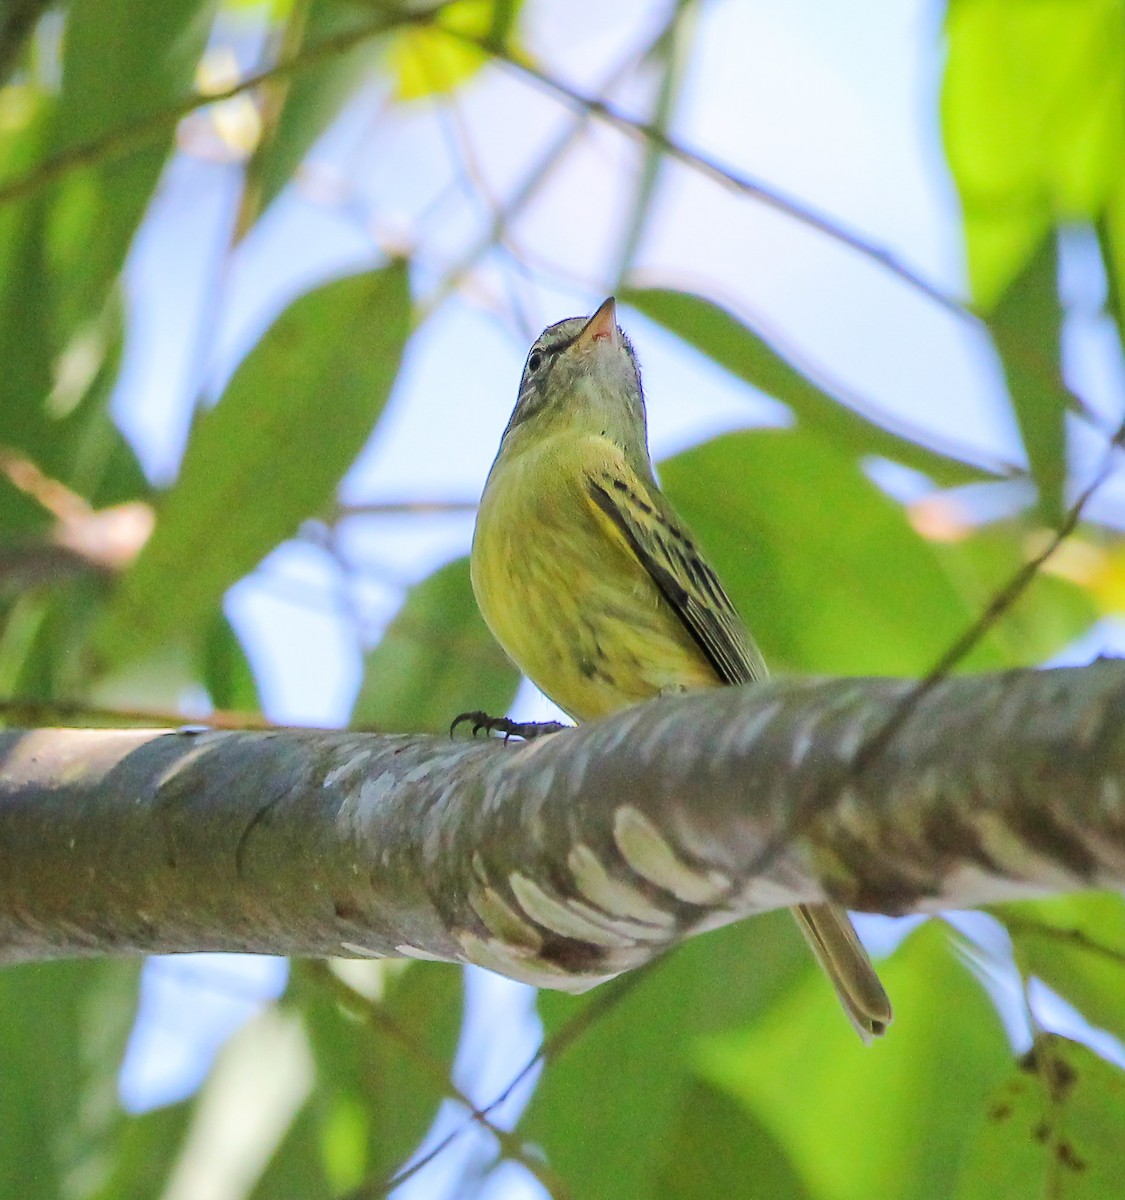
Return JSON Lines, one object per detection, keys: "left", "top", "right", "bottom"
{"left": 587, "top": 474, "right": 767, "bottom": 685}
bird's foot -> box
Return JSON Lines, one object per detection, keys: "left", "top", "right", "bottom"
{"left": 450, "top": 711, "right": 569, "bottom": 741}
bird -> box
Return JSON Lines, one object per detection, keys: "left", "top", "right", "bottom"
{"left": 468, "top": 296, "right": 892, "bottom": 1039}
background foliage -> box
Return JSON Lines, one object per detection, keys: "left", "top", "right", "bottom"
{"left": 1, "top": 0, "right": 1125, "bottom": 1196}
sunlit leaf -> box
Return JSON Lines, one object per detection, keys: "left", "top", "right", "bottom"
{"left": 624, "top": 287, "right": 1001, "bottom": 487}
{"left": 386, "top": 0, "right": 510, "bottom": 100}
{"left": 943, "top": 0, "right": 1125, "bottom": 306}
{"left": 955, "top": 1035, "right": 1125, "bottom": 1199}
{"left": 698, "top": 921, "right": 1011, "bottom": 1200}
{"left": 96, "top": 260, "right": 411, "bottom": 665}
{"left": 353, "top": 555, "right": 520, "bottom": 734}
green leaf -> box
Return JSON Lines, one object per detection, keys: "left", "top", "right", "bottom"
{"left": 290, "top": 961, "right": 464, "bottom": 1190}
{"left": 96, "top": 260, "right": 411, "bottom": 665}
{"left": 942, "top": 0, "right": 1125, "bottom": 306}
{"left": 48, "top": 0, "right": 219, "bottom": 333}
{"left": 89, "top": 1099, "right": 197, "bottom": 1200}
{"left": 654, "top": 1080, "right": 813, "bottom": 1200}
{"left": 659, "top": 428, "right": 997, "bottom": 675}
{"left": 956, "top": 1035, "right": 1125, "bottom": 1200}
{"left": 987, "top": 232, "right": 1066, "bottom": 525}
{"left": 0, "top": 0, "right": 215, "bottom": 461}
{"left": 202, "top": 612, "right": 263, "bottom": 713}
{"left": 385, "top": 0, "right": 499, "bottom": 101}
{"left": 623, "top": 288, "right": 1001, "bottom": 487}
{"left": 698, "top": 921, "right": 1012, "bottom": 1200}
{"left": 999, "top": 894, "right": 1125, "bottom": 1047}
{"left": 0, "top": 113, "right": 54, "bottom": 455}
{"left": 521, "top": 910, "right": 813, "bottom": 1200}
{"left": 352, "top": 555, "right": 520, "bottom": 734}
{"left": 523, "top": 956, "right": 704, "bottom": 1200}
{"left": 250, "top": 1102, "right": 333, "bottom": 1200}
{"left": 0, "top": 960, "right": 141, "bottom": 1200}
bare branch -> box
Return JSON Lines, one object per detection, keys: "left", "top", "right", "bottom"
{"left": 2, "top": 662, "right": 1123, "bottom": 985}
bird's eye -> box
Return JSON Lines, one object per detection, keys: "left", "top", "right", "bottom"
{"left": 527, "top": 351, "right": 543, "bottom": 373}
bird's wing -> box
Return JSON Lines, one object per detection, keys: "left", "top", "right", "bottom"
{"left": 585, "top": 462, "right": 767, "bottom": 686}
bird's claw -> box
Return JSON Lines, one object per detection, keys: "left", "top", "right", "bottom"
{"left": 450, "top": 711, "right": 568, "bottom": 741}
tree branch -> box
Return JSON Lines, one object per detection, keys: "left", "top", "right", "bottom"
{"left": 1, "top": 662, "right": 1123, "bottom": 986}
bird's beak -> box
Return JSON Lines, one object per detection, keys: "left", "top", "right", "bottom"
{"left": 576, "top": 297, "right": 619, "bottom": 351}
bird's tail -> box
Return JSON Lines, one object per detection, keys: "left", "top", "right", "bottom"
{"left": 791, "top": 903, "right": 893, "bottom": 1041}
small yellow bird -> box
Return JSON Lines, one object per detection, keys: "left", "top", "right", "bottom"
{"left": 470, "top": 297, "right": 891, "bottom": 1039}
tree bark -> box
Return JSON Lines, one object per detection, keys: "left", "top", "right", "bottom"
{"left": 1, "top": 661, "right": 1122, "bottom": 990}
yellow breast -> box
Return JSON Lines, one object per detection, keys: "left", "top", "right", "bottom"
{"left": 470, "top": 433, "right": 718, "bottom": 721}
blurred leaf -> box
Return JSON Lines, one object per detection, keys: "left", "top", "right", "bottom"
{"left": 0, "top": 0, "right": 215, "bottom": 463}
{"left": 660, "top": 428, "right": 997, "bottom": 675}
{"left": 245, "top": 0, "right": 387, "bottom": 222}
{"left": 930, "top": 522, "right": 1098, "bottom": 667}
{"left": 999, "top": 894, "right": 1125, "bottom": 1047}
{"left": 942, "top": 0, "right": 1125, "bottom": 306}
{"left": 0, "top": 0, "right": 52, "bottom": 84}
{"left": 1098, "top": 184, "right": 1125, "bottom": 343}
{"left": 250, "top": 1102, "right": 333, "bottom": 1200}
{"left": 0, "top": 89, "right": 54, "bottom": 455}
{"left": 353, "top": 555, "right": 520, "bottom": 734}
{"left": 48, "top": 0, "right": 219, "bottom": 333}
{"left": 96, "top": 260, "right": 411, "bottom": 666}
{"left": 291, "top": 961, "right": 464, "bottom": 1190}
{"left": 680, "top": 908, "right": 820, "bottom": 1041}
{"left": 0, "top": 960, "right": 141, "bottom": 1200}
{"left": 623, "top": 287, "right": 1001, "bottom": 487}
{"left": 1084, "top": 541, "right": 1125, "bottom": 614}
{"left": 202, "top": 611, "right": 263, "bottom": 713}
{"left": 521, "top": 909, "right": 813, "bottom": 1200}
{"left": 12, "top": 574, "right": 107, "bottom": 700}
{"left": 524, "top": 955, "right": 702, "bottom": 1199}
{"left": 89, "top": 1099, "right": 197, "bottom": 1200}
{"left": 386, "top": 0, "right": 502, "bottom": 100}
{"left": 32, "top": 294, "right": 150, "bottom": 508}
{"left": 955, "top": 1035, "right": 1125, "bottom": 1200}
{"left": 654, "top": 1080, "right": 813, "bottom": 1200}
{"left": 699, "top": 921, "right": 1011, "bottom": 1200}
{"left": 987, "top": 232, "right": 1066, "bottom": 525}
